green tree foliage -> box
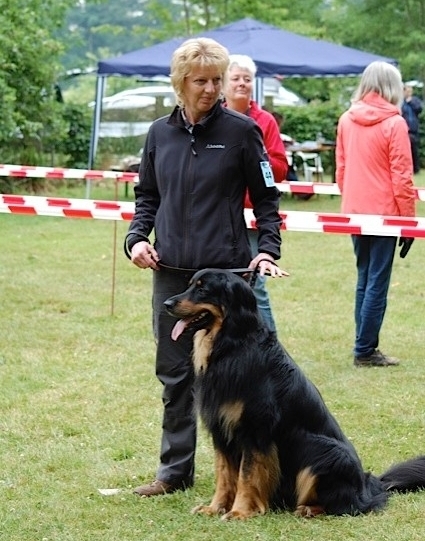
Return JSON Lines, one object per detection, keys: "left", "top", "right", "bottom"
{"left": 61, "top": 0, "right": 183, "bottom": 68}
{"left": 0, "top": 0, "right": 76, "bottom": 166}
{"left": 323, "top": 0, "right": 425, "bottom": 90}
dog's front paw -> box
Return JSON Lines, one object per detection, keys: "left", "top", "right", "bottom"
{"left": 294, "top": 504, "right": 324, "bottom": 518}
{"left": 221, "top": 508, "right": 263, "bottom": 520}
{"left": 191, "top": 504, "right": 226, "bottom": 516}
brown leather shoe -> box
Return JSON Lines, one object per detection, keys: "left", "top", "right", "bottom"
{"left": 354, "top": 349, "right": 399, "bottom": 367}
{"left": 133, "top": 479, "right": 177, "bottom": 497}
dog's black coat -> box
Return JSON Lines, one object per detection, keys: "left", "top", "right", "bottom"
{"left": 164, "top": 268, "right": 425, "bottom": 519}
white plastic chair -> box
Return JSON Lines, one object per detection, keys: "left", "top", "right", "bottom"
{"left": 296, "top": 151, "right": 324, "bottom": 182}
{"left": 285, "top": 150, "right": 294, "bottom": 168}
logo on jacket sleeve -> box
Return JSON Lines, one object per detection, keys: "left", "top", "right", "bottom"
{"left": 205, "top": 144, "right": 226, "bottom": 149}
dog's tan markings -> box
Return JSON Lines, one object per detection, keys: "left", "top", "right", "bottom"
{"left": 218, "top": 401, "right": 244, "bottom": 443}
{"left": 192, "top": 305, "right": 224, "bottom": 375}
{"left": 222, "top": 444, "right": 281, "bottom": 520}
{"left": 193, "top": 329, "right": 212, "bottom": 374}
{"left": 192, "top": 449, "right": 238, "bottom": 516}
{"left": 294, "top": 467, "right": 324, "bottom": 518}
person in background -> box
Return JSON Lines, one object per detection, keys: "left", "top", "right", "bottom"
{"left": 223, "top": 54, "right": 288, "bottom": 333}
{"left": 124, "top": 38, "right": 285, "bottom": 497}
{"left": 336, "top": 61, "right": 416, "bottom": 368}
{"left": 401, "top": 84, "right": 423, "bottom": 174}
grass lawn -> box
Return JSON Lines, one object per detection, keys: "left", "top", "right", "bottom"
{"left": 1, "top": 174, "right": 425, "bottom": 540}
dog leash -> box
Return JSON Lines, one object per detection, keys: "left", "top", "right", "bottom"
{"left": 158, "top": 260, "right": 278, "bottom": 288}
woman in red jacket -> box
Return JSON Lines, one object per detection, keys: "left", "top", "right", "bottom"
{"left": 224, "top": 54, "right": 288, "bottom": 332}
{"left": 336, "top": 61, "right": 416, "bottom": 367}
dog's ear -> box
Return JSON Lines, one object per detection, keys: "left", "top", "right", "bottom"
{"left": 229, "top": 275, "right": 257, "bottom": 310}
{"left": 222, "top": 274, "right": 259, "bottom": 335}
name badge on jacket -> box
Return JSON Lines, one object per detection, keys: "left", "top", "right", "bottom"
{"left": 260, "top": 161, "right": 275, "bottom": 187}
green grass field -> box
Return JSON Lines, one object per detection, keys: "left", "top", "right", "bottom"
{"left": 1, "top": 176, "right": 425, "bottom": 540}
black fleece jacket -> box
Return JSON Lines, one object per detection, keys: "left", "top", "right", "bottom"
{"left": 124, "top": 100, "right": 282, "bottom": 270}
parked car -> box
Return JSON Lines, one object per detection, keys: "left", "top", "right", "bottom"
{"left": 104, "top": 78, "right": 305, "bottom": 172}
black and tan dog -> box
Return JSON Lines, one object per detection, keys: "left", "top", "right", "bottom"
{"left": 164, "top": 268, "right": 425, "bottom": 520}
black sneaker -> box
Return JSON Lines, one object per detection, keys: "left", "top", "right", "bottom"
{"left": 354, "top": 349, "right": 399, "bottom": 367}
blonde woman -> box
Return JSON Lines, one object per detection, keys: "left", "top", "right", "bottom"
{"left": 125, "top": 38, "right": 284, "bottom": 496}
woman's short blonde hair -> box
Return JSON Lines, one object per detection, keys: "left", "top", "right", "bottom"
{"left": 353, "top": 61, "right": 404, "bottom": 106}
{"left": 170, "top": 37, "right": 230, "bottom": 106}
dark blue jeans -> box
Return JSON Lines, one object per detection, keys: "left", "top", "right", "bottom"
{"left": 351, "top": 235, "right": 397, "bottom": 358}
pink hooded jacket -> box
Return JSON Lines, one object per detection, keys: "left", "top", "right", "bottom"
{"left": 336, "top": 92, "right": 416, "bottom": 217}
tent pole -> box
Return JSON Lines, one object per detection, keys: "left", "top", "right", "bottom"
{"left": 254, "top": 77, "right": 264, "bottom": 108}
{"left": 87, "top": 75, "right": 106, "bottom": 197}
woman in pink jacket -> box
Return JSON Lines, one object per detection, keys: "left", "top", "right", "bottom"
{"left": 336, "top": 61, "right": 416, "bottom": 367}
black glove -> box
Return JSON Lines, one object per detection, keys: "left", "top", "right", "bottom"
{"left": 399, "top": 237, "right": 414, "bottom": 258}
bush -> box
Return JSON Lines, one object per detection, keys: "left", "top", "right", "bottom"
{"left": 0, "top": 102, "right": 93, "bottom": 193}
{"left": 59, "top": 104, "right": 92, "bottom": 169}
{"left": 276, "top": 101, "right": 345, "bottom": 174}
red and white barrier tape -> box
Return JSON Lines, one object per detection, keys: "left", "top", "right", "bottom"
{"left": 252, "top": 209, "right": 425, "bottom": 238}
{"left": 0, "top": 164, "right": 137, "bottom": 183}
{"left": 1, "top": 163, "right": 424, "bottom": 200}
{"left": 0, "top": 194, "right": 135, "bottom": 221}
{"left": 278, "top": 181, "right": 339, "bottom": 196}
{"left": 1, "top": 194, "right": 425, "bottom": 238}
{"left": 276, "top": 181, "right": 425, "bottom": 201}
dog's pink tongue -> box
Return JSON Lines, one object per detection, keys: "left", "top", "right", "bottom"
{"left": 171, "top": 319, "right": 187, "bottom": 341}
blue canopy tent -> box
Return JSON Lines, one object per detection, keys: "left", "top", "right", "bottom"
{"left": 89, "top": 17, "right": 397, "bottom": 167}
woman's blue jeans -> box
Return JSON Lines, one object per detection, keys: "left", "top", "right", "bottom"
{"left": 351, "top": 235, "right": 396, "bottom": 358}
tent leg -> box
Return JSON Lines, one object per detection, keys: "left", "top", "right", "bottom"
{"left": 253, "top": 77, "right": 264, "bottom": 108}
{"left": 87, "top": 75, "right": 106, "bottom": 197}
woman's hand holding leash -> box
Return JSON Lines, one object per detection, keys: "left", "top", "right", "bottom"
{"left": 249, "top": 253, "right": 289, "bottom": 278}
{"left": 131, "top": 241, "right": 160, "bottom": 270}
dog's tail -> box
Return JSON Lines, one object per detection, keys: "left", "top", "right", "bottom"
{"left": 379, "top": 455, "right": 425, "bottom": 492}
